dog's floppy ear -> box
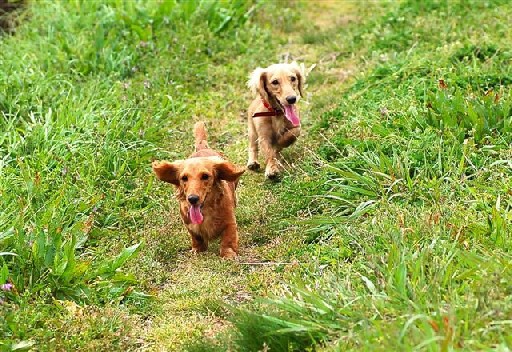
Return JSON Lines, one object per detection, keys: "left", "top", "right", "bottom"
{"left": 290, "top": 61, "right": 305, "bottom": 97}
{"left": 214, "top": 161, "right": 245, "bottom": 182}
{"left": 248, "top": 67, "right": 269, "bottom": 102}
{"left": 152, "top": 160, "right": 182, "bottom": 185}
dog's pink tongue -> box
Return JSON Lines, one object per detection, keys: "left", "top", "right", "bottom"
{"left": 189, "top": 205, "right": 203, "bottom": 224}
{"left": 284, "top": 105, "right": 300, "bottom": 126}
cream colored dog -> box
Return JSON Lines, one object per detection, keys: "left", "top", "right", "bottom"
{"left": 246, "top": 62, "right": 304, "bottom": 179}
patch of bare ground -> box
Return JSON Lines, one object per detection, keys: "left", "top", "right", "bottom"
{"left": 0, "top": 0, "right": 25, "bottom": 32}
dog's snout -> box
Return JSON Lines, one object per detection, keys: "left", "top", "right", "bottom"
{"left": 188, "top": 194, "right": 200, "bottom": 205}
{"left": 286, "top": 95, "right": 297, "bottom": 104}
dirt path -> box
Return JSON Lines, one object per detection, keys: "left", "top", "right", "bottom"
{"left": 140, "top": 2, "right": 360, "bottom": 350}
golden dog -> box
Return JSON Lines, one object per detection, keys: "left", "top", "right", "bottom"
{"left": 152, "top": 122, "right": 245, "bottom": 258}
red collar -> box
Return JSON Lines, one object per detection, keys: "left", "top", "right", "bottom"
{"left": 252, "top": 99, "right": 283, "bottom": 118}
{"left": 262, "top": 99, "right": 272, "bottom": 110}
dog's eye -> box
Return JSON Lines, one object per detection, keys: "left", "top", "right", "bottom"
{"left": 181, "top": 175, "right": 188, "bottom": 182}
{"left": 291, "top": 76, "right": 297, "bottom": 82}
{"left": 201, "top": 174, "right": 209, "bottom": 181}
{"left": 271, "top": 79, "right": 279, "bottom": 85}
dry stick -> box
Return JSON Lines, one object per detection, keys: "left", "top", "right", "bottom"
{"left": 238, "top": 262, "right": 298, "bottom": 265}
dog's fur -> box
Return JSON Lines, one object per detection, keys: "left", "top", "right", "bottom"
{"left": 152, "top": 122, "right": 245, "bottom": 258}
{"left": 247, "top": 62, "right": 305, "bottom": 179}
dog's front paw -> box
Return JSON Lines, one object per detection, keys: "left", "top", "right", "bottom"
{"left": 247, "top": 161, "right": 260, "bottom": 171}
{"left": 265, "top": 165, "right": 281, "bottom": 180}
{"left": 191, "top": 246, "right": 207, "bottom": 254}
{"left": 265, "top": 170, "right": 280, "bottom": 181}
{"left": 265, "top": 171, "right": 280, "bottom": 180}
{"left": 220, "top": 247, "right": 237, "bottom": 259}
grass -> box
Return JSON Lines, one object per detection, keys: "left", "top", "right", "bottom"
{"left": 213, "top": 0, "right": 512, "bottom": 351}
{"left": 0, "top": 0, "right": 267, "bottom": 349}
{"left": 1, "top": 0, "right": 511, "bottom": 351}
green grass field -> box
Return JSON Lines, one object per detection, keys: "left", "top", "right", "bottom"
{"left": 1, "top": 0, "right": 511, "bottom": 351}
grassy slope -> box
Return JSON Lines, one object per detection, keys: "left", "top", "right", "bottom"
{"left": 214, "top": 0, "right": 512, "bottom": 351}
{"left": 1, "top": 0, "right": 511, "bottom": 351}
{"left": 138, "top": 2, "right": 369, "bottom": 350}
{"left": 0, "top": 0, "right": 287, "bottom": 349}
{"left": 1, "top": 0, "right": 350, "bottom": 350}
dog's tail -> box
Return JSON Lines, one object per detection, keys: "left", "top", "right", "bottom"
{"left": 193, "top": 121, "right": 209, "bottom": 152}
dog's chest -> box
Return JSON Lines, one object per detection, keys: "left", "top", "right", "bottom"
{"left": 272, "top": 116, "right": 286, "bottom": 133}
{"left": 179, "top": 184, "right": 235, "bottom": 240}
{"left": 272, "top": 114, "right": 298, "bottom": 135}
{"left": 185, "top": 215, "right": 224, "bottom": 239}
{"left": 180, "top": 201, "right": 231, "bottom": 240}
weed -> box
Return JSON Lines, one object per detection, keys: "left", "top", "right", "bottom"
{"left": 426, "top": 84, "right": 512, "bottom": 143}
{"left": 219, "top": 0, "right": 512, "bottom": 351}
{"left": 0, "top": 0, "right": 262, "bottom": 348}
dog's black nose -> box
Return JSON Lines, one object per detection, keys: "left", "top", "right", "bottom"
{"left": 286, "top": 96, "right": 297, "bottom": 104}
{"left": 188, "top": 195, "right": 200, "bottom": 205}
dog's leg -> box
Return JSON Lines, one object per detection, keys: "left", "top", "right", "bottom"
{"left": 247, "top": 121, "right": 260, "bottom": 170}
{"left": 259, "top": 133, "right": 280, "bottom": 179}
{"left": 190, "top": 232, "right": 208, "bottom": 253}
{"left": 219, "top": 224, "right": 238, "bottom": 259}
{"left": 276, "top": 126, "right": 301, "bottom": 152}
